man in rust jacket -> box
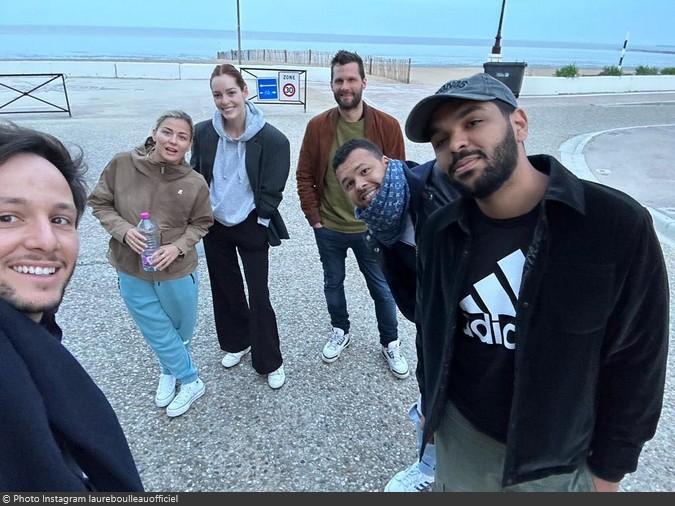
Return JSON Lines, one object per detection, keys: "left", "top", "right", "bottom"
{"left": 296, "top": 50, "right": 409, "bottom": 380}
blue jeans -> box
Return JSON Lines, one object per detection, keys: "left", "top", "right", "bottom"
{"left": 411, "top": 395, "right": 436, "bottom": 476}
{"left": 313, "top": 227, "right": 398, "bottom": 345}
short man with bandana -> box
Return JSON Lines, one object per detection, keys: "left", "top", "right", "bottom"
{"left": 332, "top": 137, "right": 459, "bottom": 492}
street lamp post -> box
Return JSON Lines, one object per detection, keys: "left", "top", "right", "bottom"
{"left": 489, "top": 0, "right": 507, "bottom": 62}
{"left": 236, "top": 0, "right": 242, "bottom": 65}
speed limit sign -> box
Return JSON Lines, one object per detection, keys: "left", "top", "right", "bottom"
{"left": 278, "top": 72, "right": 300, "bottom": 101}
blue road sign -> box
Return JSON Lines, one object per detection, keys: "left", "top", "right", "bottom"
{"left": 257, "top": 78, "right": 279, "bottom": 100}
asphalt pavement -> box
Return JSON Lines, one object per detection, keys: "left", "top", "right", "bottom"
{"left": 4, "top": 76, "right": 675, "bottom": 492}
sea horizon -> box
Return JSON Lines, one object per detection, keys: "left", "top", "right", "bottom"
{"left": 3, "top": 25, "right": 675, "bottom": 69}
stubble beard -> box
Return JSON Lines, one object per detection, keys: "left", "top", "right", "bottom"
{"left": 0, "top": 265, "right": 74, "bottom": 318}
{"left": 334, "top": 89, "right": 363, "bottom": 111}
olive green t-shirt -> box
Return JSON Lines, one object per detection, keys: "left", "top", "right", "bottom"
{"left": 319, "top": 117, "right": 367, "bottom": 233}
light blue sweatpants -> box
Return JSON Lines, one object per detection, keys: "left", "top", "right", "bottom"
{"left": 117, "top": 271, "right": 199, "bottom": 384}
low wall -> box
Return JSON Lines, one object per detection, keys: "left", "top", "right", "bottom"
{"left": 521, "top": 75, "right": 675, "bottom": 95}
{"left": 2, "top": 60, "right": 675, "bottom": 95}
{"left": 0, "top": 60, "right": 332, "bottom": 83}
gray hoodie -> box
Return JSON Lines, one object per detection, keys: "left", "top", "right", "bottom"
{"left": 210, "top": 100, "right": 267, "bottom": 226}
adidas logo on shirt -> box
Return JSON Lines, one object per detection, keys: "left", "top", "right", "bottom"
{"left": 459, "top": 249, "right": 525, "bottom": 350}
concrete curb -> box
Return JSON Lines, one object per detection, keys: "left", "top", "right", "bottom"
{"left": 559, "top": 129, "right": 675, "bottom": 250}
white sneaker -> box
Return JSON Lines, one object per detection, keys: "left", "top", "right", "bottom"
{"left": 166, "top": 378, "right": 205, "bottom": 417}
{"left": 155, "top": 373, "right": 176, "bottom": 407}
{"left": 267, "top": 365, "right": 285, "bottom": 389}
{"left": 384, "top": 461, "right": 434, "bottom": 492}
{"left": 322, "top": 328, "right": 351, "bottom": 363}
{"left": 381, "top": 339, "right": 410, "bottom": 379}
{"left": 221, "top": 346, "right": 251, "bottom": 368}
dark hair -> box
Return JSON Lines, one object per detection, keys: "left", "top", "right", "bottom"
{"left": 330, "top": 50, "right": 366, "bottom": 81}
{"left": 210, "top": 63, "right": 247, "bottom": 90}
{"left": 0, "top": 122, "right": 88, "bottom": 225}
{"left": 332, "top": 138, "right": 383, "bottom": 172}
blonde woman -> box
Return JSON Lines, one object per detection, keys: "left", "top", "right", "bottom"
{"left": 88, "top": 110, "right": 213, "bottom": 417}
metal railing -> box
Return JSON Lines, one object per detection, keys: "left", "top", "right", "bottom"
{"left": 0, "top": 73, "right": 72, "bottom": 117}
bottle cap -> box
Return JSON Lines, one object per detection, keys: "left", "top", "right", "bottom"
{"left": 140, "top": 212, "right": 150, "bottom": 219}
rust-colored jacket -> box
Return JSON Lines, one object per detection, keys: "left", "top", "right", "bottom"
{"left": 296, "top": 103, "right": 405, "bottom": 226}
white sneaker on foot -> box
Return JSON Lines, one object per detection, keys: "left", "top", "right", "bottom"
{"left": 381, "top": 339, "right": 410, "bottom": 379}
{"left": 322, "top": 327, "right": 351, "bottom": 363}
{"left": 155, "top": 373, "right": 176, "bottom": 408}
{"left": 221, "top": 346, "right": 251, "bottom": 368}
{"left": 166, "top": 378, "right": 205, "bottom": 417}
{"left": 267, "top": 364, "right": 285, "bottom": 389}
{"left": 384, "top": 461, "right": 434, "bottom": 492}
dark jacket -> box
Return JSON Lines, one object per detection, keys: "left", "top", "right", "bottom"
{"left": 416, "top": 154, "right": 669, "bottom": 486}
{"left": 366, "top": 160, "right": 459, "bottom": 322}
{"left": 191, "top": 120, "right": 290, "bottom": 246}
{"left": 296, "top": 102, "right": 405, "bottom": 226}
{"left": 0, "top": 300, "right": 144, "bottom": 492}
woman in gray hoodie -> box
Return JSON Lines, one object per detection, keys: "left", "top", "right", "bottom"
{"left": 191, "top": 64, "right": 291, "bottom": 390}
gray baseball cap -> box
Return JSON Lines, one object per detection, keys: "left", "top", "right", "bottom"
{"left": 405, "top": 73, "right": 518, "bottom": 143}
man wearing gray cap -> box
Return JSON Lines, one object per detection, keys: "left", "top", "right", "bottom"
{"left": 407, "top": 73, "right": 669, "bottom": 491}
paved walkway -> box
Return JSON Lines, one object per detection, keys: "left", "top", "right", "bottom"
{"left": 5, "top": 78, "right": 675, "bottom": 492}
{"left": 561, "top": 124, "right": 675, "bottom": 249}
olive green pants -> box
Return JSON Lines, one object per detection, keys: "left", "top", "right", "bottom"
{"left": 433, "top": 402, "right": 595, "bottom": 492}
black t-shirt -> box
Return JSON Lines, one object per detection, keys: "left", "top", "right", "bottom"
{"left": 449, "top": 201, "right": 538, "bottom": 442}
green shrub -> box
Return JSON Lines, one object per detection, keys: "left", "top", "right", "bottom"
{"left": 555, "top": 63, "right": 579, "bottom": 78}
{"left": 599, "top": 65, "right": 622, "bottom": 76}
{"left": 660, "top": 67, "right": 675, "bottom": 75}
{"left": 635, "top": 65, "right": 660, "bottom": 75}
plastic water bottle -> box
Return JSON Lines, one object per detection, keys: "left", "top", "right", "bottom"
{"left": 138, "top": 212, "right": 160, "bottom": 272}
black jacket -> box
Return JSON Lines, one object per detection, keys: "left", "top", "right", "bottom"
{"left": 416, "top": 154, "right": 669, "bottom": 486}
{"left": 366, "top": 160, "right": 459, "bottom": 322}
{"left": 0, "top": 301, "right": 144, "bottom": 492}
{"left": 191, "top": 119, "right": 290, "bottom": 246}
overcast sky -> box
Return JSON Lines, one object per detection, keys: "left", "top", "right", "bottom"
{"left": 2, "top": 0, "right": 673, "bottom": 47}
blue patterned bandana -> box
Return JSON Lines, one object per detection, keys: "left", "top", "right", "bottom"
{"left": 355, "top": 159, "right": 409, "bottom": 246}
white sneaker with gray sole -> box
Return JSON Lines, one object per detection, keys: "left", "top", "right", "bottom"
{"left": 322, "top": 327, "right": 351, "bottom": 363}
{"left": 155, "top": 373, "right": 176, "bottom": 408}
{"left": 166, "top": 378, "right": 205, "bottom": 417}
{"left": 382, "top": 339, "right": 410, "bottom": 379}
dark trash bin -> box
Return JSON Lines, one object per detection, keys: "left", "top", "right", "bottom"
{"left": 483, "top": 61, "right": 527, "bottom": 98}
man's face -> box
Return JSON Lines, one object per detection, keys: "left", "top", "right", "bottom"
{"left": 331, "top": 62, "right": 366, "bottom": 111}
{"left": 429, "top": 100, "right": 519, "bottom": 199}
{"left": 0, "top": 153, "right": 79, "bottom": 322}
{"left": 335, "top": 148, "right": 389, "bottom": 210}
